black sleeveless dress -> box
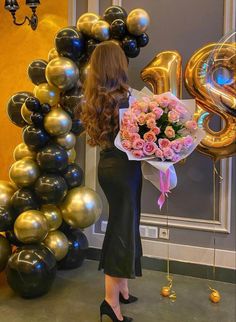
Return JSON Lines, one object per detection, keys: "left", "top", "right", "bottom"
{"left": 97, "top": 98, "right": 143, "bottom": 279}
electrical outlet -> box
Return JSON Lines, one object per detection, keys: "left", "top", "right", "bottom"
{"left": 159, "top": 228, "right": 169, "bottom": 240}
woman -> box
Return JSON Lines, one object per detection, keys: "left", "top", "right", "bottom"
{"left": 81, "top": 41, "right": 142, "bottom": 322}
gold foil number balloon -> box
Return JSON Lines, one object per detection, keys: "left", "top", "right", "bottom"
{"left": 9, "top": 159, "right": 40, "bottom": 188}
{"left": 141, "top": 51, "right": 182, "bottom": 98}
{"left": 43, "top": 230, "right": 69, "bottom": 261}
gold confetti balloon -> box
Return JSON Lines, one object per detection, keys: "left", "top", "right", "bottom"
{"left": 34, "top": 83, "right": 60, "bottom": 106}
{"left": 91, "top": 20, "right": 110, "bottom": 41}
{"left": 41, "top": 205, "right": 63, "bottom": 231}
{"left": 43, "top": 230, "right": 69, "bottom": 261}
{"left": 9, "top": 159, "right": 40, "bottom": 188}
{"left": 77, "top": 13, "right": 100, "bottom": 37}
{"left": 55, "top": 132, "right": 76, "bottom": 150}
{"left": 0, "top": 180, "right": 17, "bottom": 207}
{"left": 13, "top": 143, "right": 36, "bottom": 161}
{"left": 44, "top": 107, "right": 72, "bottom": 136}
{"left": 127, "top": 8, "right": 150, "bottom": 36}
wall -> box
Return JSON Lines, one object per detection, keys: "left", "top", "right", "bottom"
{"left": 0, "top": 1, "right": 68, "bottom": 180}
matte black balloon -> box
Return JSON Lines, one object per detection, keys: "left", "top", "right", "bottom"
{"left": 0, "top": 206, "right": 16, "bottom": 232}
{"left": 60, "top": 86, "right": 83, "bottom": 119}
{"left": 71, "top": 119, "right": 85, "bottom": 136}
{"left": 28, "top": 59, "right": 48, "bottom": 85}
{"left": 136, "top": 32, "right": 149, "bottom": 47}
{"left": 86, "top": 38, "right": 100, "bottom": 56}
{"left": 30, "top": 112, "right": 44, "bottom": 127}
{"left": 110, "top": 19, "right": 127, "bottom": 39}
{"left": 25, "top": 97, "right": 41, "bottom": 112}
{"left": 5, "top": 230, "right": 24, "bottom": 246}
{"left": 55, "top": 27, "right": 85, "bottom": 60}
{"left": 11, "top": 188, "right": 39, "bottom": 215}
{"left": 62, "top": 164, "right": 83, "bottom": 189}
{"left": 37, "top": 144, "right": 69, "bottom": 173}
{"left": 7, "top": 92, "right": 33, "bottom": 127}
{"left": 41, "top": 103, "right": 51, "bottom": 114}
{"left": 58, "top": 229, "right": 88, "bottom": 270}
{"left": 103, "top": 6, "right": 127, "bottom": 24}
{"left": 23, "top": 125, "right": 50, "bottom": 151}
{"left": 6, "top": 245, "right": 57, "bottom": 298}
{"left": 35, "top": 174, "right": 68, "bottom": 204}
{"left": 122, "top": 36, "right": 140, "bottom": 58}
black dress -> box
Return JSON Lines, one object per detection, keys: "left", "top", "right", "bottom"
{"left": 97, "top": 98, "right": 143, "bottom": 279}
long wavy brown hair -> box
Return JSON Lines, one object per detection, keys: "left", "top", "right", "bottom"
{"left": 81, "top": 41, "right": 129, "bottom": 148}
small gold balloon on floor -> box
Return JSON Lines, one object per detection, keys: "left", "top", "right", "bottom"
{"left": 92, "top": 20, "right": 110, "bottom": 41}
{"left": 0, "top": 180, "right": 17, "bottom": 207}
{"left": 9, "top": 159, "right": 40, "bottom": 188}
{"left": 46, "top": 57, "right": 79, "bottom": 91}
{"left": 21, "top": 103, "right": 32, "bottom": 124}
{"left": 0, "top": 235, "right": 12, "bottom": 272}
{"left": 127, "top": 8, "right": 150, "bottom": 36}
{"left": 77, "top": 13, "right": 100, "bottom": 36}
{"left": 44, "top": 107, "right": 72, "bottom": 136}
{"left": 61, "top": 187, "right": 103, "bottom": 229}
{"left": 34, "top": 83, "right": 60, "bottom": 106}
{"left": 55, "top": 132, "right": 76, "bottom": 150}
{"left": 67, "top": 147, "right": 76, "bottom": 163}
{"left": 48, "top": 47, "right": 59, "bottom": 61}
{"left": 14, "top": 210, "right": 48, "bottom": 244}
{"left": 209, "top": 289, "right": 221, "bottom": 303}
{"left": 161, "top": 286, "right": 171, "bottom": 297}
{"left": 43, "top": 230, "right": 69, "bottom": 261}
{"left": 13, "top": 143, "right": 36, "bottom": 161}
{"left": 41, "top": 205, "right": 62, "bottom": 231}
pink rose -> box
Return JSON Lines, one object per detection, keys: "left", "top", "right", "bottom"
{"left": 168, "top": 99, "right": 178, "bottom": 110}
{"left": 138, "top": 101, "right": 149, "bottom": 112}
{"left": 183, "top": 135, "right": 193, "bottom": 149}
{"left": 164, "top": 126, "right": 175, "bottom": 139}
{"left": 137, "top": 112, "right": 146, "bottom": 125}
{"left": 132, "top": 138, "right": 145, "bottom": 150}
{"left": 121, "top": 130, "right": 130, "bottom": 140}
{"left": 143, "top": 142, "right": 157, "bottom": 156}
{"left": 163, "top": 147, "right": 175, "bottom": 160}
{"left": 149, "top": 101, "right": 157, "bottom": 110}
{"left": 127, "top": 124, "right": 139, "bottom": 133}
{"left": 175, "top": 105, "right": 187, "bottom": 116}
{"left": 152, "top": 126, "right": 161, "bottom": 135}
{"left": 146, "top": 118, "right": 156, "bottom": 129}
{"left": 152, "top": 107, "right": 164, "bottom": 119}
{"left": 185, "top": 120, "right": 197, "bottom": 131}
{"left": 130, "top": 133, "right": 140, "bottom": 141}
{"left": 171, "top": 139, "right": 183, "bottom": 153}
{"left": 143, "top": 131, "right": 157, "bottom": 142}
{"left": 122, "top": 139, "right": 132, "bottom": 151}
{"left": 168, "top": 110, "right": 180, "bottom": 123}
{"left": 158, "top": 96, "right": 170, "bottom": 107}
{"left": 171, "top": 153, "right": 181, "bottom": 162}
{"left": 155, "top": 148, "right": 164, "bottom": 160}
{"left": 158, "top": 138, "right": 171, "bottom": 150}
{"left": 132, "top": 149, "right": 144, "bottom": 158}
{"left": 131, "top": 106, "right": 142, "bottom": 115}
{"left": 146, "top": 112, "right": 156, "bottom": 120}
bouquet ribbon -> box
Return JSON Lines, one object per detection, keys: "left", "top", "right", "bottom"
{"left": 157, "top": 168, "right": 171, "bottom": 209}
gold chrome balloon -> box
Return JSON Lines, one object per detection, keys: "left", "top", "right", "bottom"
{"left": 14, "top": 210, "right": 48, "bottom": 244}
{"left": 34, "top": 83, "right": 60, "bottom": 106}
{"left": 48, "top": 47, "right": 59, "bottom": 61}
{"left": 0, "top": 235, "right": 11, "bottom": 272}
{"left": 41, "top": 204, "right": 62, "bottom": 231}
{"left": 44, "top": 107, "right": 72, "bottom": 136}
{"left": 46, "top": 57, "right": 79, "bottom": 91}
{"left": 43, "top": 230, "right": 69, "bottom": 261}
{"left": 91, "top": 20, "right": 110, "bottom": 41}
{"left": 60, "top": 187, "right": 103, "bottom": 229}
{"left": 13, "top": 143, "right": 36, "bottom": 161}
{"left": 9, "top": 159, "right": 40, "bottom": 188}
{"left": 127, "top": 8, "right": 150, "bottom": 36}
{"left": 77, "top": 13, "right": 100, "bottom": 37}
{"left": 141, "top": 51, "right": 182, "bottom": 98}
{"left": 67, "top": 147, "right": 76, "bottom": 163}
{"left": 0, "top": 180, "right": 17, "bottom": 207}
{"left": 79, "top": 63, "right": 90, "bottom": 84}
{"left": 21, "top": 103, "right": 32, "bottom": 124}
{"left": 55, "top": 132, "right": 76, "bottom": 150}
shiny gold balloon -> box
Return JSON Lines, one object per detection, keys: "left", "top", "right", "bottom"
{"left": 79, "top": 63, "right": 90, "bottom": 84}
{"left": 67, "top": 148, "right": 76, "bottom": 163}
{"left": 9, "top": 159, "right": 40, "bottom": 188}
{"left": 21, "top": 103, "right": 33, "bottom": 124}
{"left": 48, "top": 47, "right": 59, "bottom": 61}
{"left": 0, "top": 235, "right": 11, "bottom": 272}
{"left": 14, "top": 210, "right": 48, "bottom": 244}
{"left": 0, "top": 180, "right": 17, "bottom": 207}
{"left": 13, "top": 143, "right": 36, "bottom": 161}
{"left": 41, "top": 205, "right": 63, "bottom": 231}
{"left": 43, "top": 230, "right": 69, "bottom": 261}
{"left": 54, "top": 132, "right": 76, "bottom": 150}
{"left": 141, "top": 51, "right": 182, "bottom": 98}
{"left": 46, "top": 57, "right": 79, "bottom": 91}
{"left": 92, "top": 20, "right": 110, "bottom": 41}
{"left": 127, "top": 8, "right": 150, "bottom": 36}
{"left": 161, "top": 286, "right": 171, "bottom": 297}
{"left": 34, "top": 83, "right": 60, "bottom": 106}
{"left": 77, "top": 13, "right": 100, "bottom": 37}
{"left": 209, "top": 290, "right": 221, "bottom": 303}
{"left": 44, "top": 107, "right": 72, "bottom": 136}
{"left": 60, "top": 187, "right": 103, "bottom": 229}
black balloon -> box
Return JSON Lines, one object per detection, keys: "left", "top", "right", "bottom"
{"left": 7, "top": 92, "right": 33, "bottom": 127}
{"left": 76, "top": 53, "right": 89, "bottom": 67}
{"left": 0, "top": 206, "right": 16, "bottom": 232}
{"left": 62, "top": 164, "right": 84, "bottom": 189}
{"left": 5, "top": 230, "right": 24, "bottom": 246}
{"left": 11, "top": 188, "right": 39, "bottom": 215}
{"left": 58, "top": 229, "right": 88, "bottom": 270}
{"left": 60, "top": 86, "right": 83, "bottom": 119}
{"left": 136, "top": 33, "right": 149, "bottom": 47}
{"left": 31, "top": 112, "right": 44, "bottom": 127}
{"left": 6, "top": 245, "right": 57, "bottom": 298}
{"left": 59, "top": 220, "right": 72, "bottom": 234}
{"left": 41, "top": 103, "right": 51, "bottom": 114}
{"left": 55, "top": 27, "right": 85, "bottom": 60}
{"left": 28, "top": 59, "right": 48, "bottom": 85}
{"left": 35, "top": 174, "right": 68, "bottom": 204}
{"left": 23, "top": 125, "right": 50, "bottom": 151}
{"left": 122, "top": 36, "right": 140, "bottom": 58}
{"left": 71, "top": 119, "right": 85, "bottom": 136}
{"left": 86, "top": 38, "right": 100, "bottom": 56}
{"left": 25, "top": 97, "right": 41, "bottom": 112}
{"left": 103, "top": 6, "right": 127, "bottom": 24}
{"left": 110, "top": 19, "right": 127, "bottom": 39}
{"left": 37, "top": 144, "right": 69, "bottom": 173}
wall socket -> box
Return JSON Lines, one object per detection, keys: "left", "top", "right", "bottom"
{"left": 159, "top": 228, "right": 169, "bottom": 240}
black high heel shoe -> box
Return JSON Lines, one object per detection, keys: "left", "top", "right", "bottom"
{"left": 100, "top": 300, "right": 133, "bottom": 322}
{"left": 119, "top": 293, "right": 138, "bottom": 304}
